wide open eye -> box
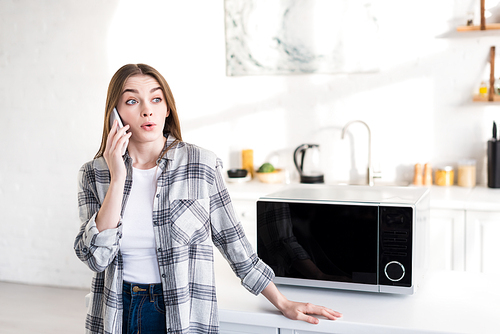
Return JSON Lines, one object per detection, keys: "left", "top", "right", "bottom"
{"left": 152, "top": 98, "right": 162, "bottom": 103}
{"left": 126, "top": 99, "right": 138, "bottom": 105}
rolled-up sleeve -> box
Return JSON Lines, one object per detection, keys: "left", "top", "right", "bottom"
{"left": 74, "top": 164, "right": 121, "bottom": 272}
{"left": 209, "top": 158, "right": 275, "bottom": 295}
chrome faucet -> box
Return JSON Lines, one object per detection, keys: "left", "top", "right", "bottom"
{"left": 341, "top": 120, "right": 379, "bottom": 186}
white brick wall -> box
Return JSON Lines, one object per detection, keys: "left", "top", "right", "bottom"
{"left": 0, "top": 0, "right": 497, "bottom": 288}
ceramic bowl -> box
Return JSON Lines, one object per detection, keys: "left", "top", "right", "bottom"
{"left": 255, "top": 169, "right": 284, "bottom": 183}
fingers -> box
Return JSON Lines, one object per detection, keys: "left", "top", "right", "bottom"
{"left": 105, "top": 120, "right": 119, "bottom": 154}
{"left": 106, "top": 121, "right": 130, "bottom": 156}
{"left": 320, "top": 307, "right": 342, "bottom": 320}
{"left": 116, "top": 131, "right": 131, "bottom": 155}
{"left": 295, "top": 312, "right": 320, "bottom": 324}
{"left": 306, "top": 303, "right": 342, "bottom": 319}
{"left": 307, "top": 303, "right": 342, "bottom": 320}
{"left": 103, "top": 122, "right": 130, "bottom": 181}
{"left": 294, "top": 302, "right": 342, "bottom": 324}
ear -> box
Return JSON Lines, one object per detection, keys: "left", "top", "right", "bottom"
{"left": 166, "top": 107, "right": 170, "bottom": 118}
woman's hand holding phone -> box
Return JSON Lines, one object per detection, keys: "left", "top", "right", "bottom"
{"left": 110, "top": 108, "right": 129, "bottom": 156}
{"left": 104, "top": 119, "right": 131, "bottom": 183}
{"left": 96, "top": 120, "right": 132, "bottom": 232}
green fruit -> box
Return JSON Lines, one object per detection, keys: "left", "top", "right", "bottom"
{"left": 258, "top": 163, "right": 275, "bottom": 173}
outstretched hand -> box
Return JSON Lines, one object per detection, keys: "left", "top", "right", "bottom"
{"left": 261, "top": 282, "right": 342, "bottom": 324}
{"left": 279, "top": 300, "right": 342, "bottom": 324}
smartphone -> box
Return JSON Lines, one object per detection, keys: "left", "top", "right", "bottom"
{"left": 110, "top": 107, "right": 128, "bottom": 155}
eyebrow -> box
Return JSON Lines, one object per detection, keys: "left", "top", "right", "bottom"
{"left": 122, "top": 87, "right": 162, "bottom": 95}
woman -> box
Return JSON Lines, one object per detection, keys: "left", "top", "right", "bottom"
{"left": 75, "top": 63, "right": 341, "bottom": 334}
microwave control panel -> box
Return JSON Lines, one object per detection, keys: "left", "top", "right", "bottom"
{"left": 378, "top": 206, "right": 413, "bottom": 287}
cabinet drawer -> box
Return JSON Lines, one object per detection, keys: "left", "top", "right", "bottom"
{"left": 280, "top": 329, "right": 334, "bottom": 334}
{"left": 220, "top": 321, "right": 278, "bottom": 334}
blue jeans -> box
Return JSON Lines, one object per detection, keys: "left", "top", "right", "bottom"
{"left": 123, "top": 281, "right": 166, "bottom": 334}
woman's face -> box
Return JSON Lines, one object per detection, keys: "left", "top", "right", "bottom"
{"left": 116, "top": 74, "right": 168, "bottom": 146}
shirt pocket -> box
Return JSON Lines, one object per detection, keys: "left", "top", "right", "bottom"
{"left": 169, "top": 198, "right": 210, "bottom": 246}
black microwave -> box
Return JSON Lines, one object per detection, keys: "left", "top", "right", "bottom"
{"left": 257, "top": 185, "right": 430, "bottom": 295}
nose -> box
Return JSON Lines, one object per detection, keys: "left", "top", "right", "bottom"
{"left": 141, "top": 105, "right": 153, "bottom": 117}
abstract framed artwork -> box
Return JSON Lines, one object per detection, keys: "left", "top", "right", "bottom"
{"left": 225, "top": 0, "right": 379, "bottom": 76}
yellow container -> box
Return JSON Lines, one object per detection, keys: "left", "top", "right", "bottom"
{"left": 479, "top": 81, "right": 488, "bottom": 96}
{"left": 241, "top": 149, "right": 254, "bottom": 178}
{"left": 435, "top": 166, "right": 454, "bottom": 186}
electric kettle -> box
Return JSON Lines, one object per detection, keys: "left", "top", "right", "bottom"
{"left": 293, "top": 144, "right": 324, "bottom": 183}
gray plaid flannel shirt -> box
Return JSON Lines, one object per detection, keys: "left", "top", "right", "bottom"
{"left": 75, "top": 136, "right": 275, "bottom": 334}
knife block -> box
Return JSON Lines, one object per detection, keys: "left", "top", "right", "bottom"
{"left": 487, "top": 140, "right": 500, "bottom": 188}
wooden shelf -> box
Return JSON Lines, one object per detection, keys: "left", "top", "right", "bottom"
{"left": 457, "top": 1, "right": 500, "bottom": 32}
{"left": 457, "top": 23, "right": 500, "bottom": 32}
{"left": 455, "top": 1, "right": 499, "bottom": 103}
{"left": 472, "top": 46, "right": 497, "bottom": 103}
{"left": 473, "top": 94, "right": 500, "bottom": 102}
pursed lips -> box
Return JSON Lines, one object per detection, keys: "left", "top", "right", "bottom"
{"left": 141, "top": 122, "right": 156, "bottom": 130}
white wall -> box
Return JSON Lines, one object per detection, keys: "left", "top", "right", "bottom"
{"left": 0, "top": 0, "right": 498, "bottom": 288}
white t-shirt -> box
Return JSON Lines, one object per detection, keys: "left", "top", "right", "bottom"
{"left": 120, "top": 166, "right": 161, "bottom": 284}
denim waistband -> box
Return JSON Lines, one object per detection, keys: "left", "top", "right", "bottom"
{"left": 123, "top": 281, "right": 163, "bottom": 295}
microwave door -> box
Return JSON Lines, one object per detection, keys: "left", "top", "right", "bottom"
{"left": 257, "top": 201, "right": 379, "bottom": 286}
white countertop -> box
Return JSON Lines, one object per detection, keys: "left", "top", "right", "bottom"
{"left": 260, "top": 185, "right": 429, "bottom": 205}
{"left": 226, "top": 180, "right": 500, "bottom": 212}
{"left": 427, "top": 185, "right": 500, "bottom": 211}
{"left": 215, "top": 259, "right": 500, "bottom": 334}
{"left": 466, "top": 186, "right": 500, "bottom": 211}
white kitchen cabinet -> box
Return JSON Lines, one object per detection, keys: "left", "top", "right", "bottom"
{"left": 220, "top": 322, "right": 278, "bottom": 334}
{"left": 429, "top": 209, "right": 465, "bottom": 271}
{"left": 280, "top": 329, "right": 332, "bottom": 334}
{"left": 231, "top": 199, "right": 258, "bottom": 249}
{"left": 465, "top": 210, "right": 500, "bottom": 275}
{"left": 220, "top": 323, "right": 334, "bottom": 334}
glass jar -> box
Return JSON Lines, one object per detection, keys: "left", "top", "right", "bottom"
{"left": 479, "top": 81, "right": 488, "bottom": 96}
{"left": 458, "top": 160, "right": 476, "bottom": 187}
{"left": 466, "top": 11, "right": 474, "bottom": 26}
{"left": 435, "top": 166, "right": 454, "bottom": 186}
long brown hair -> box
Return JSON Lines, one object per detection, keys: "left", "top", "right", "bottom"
{"left": 94, "top": 64, "right": 182, "bottom": 159}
